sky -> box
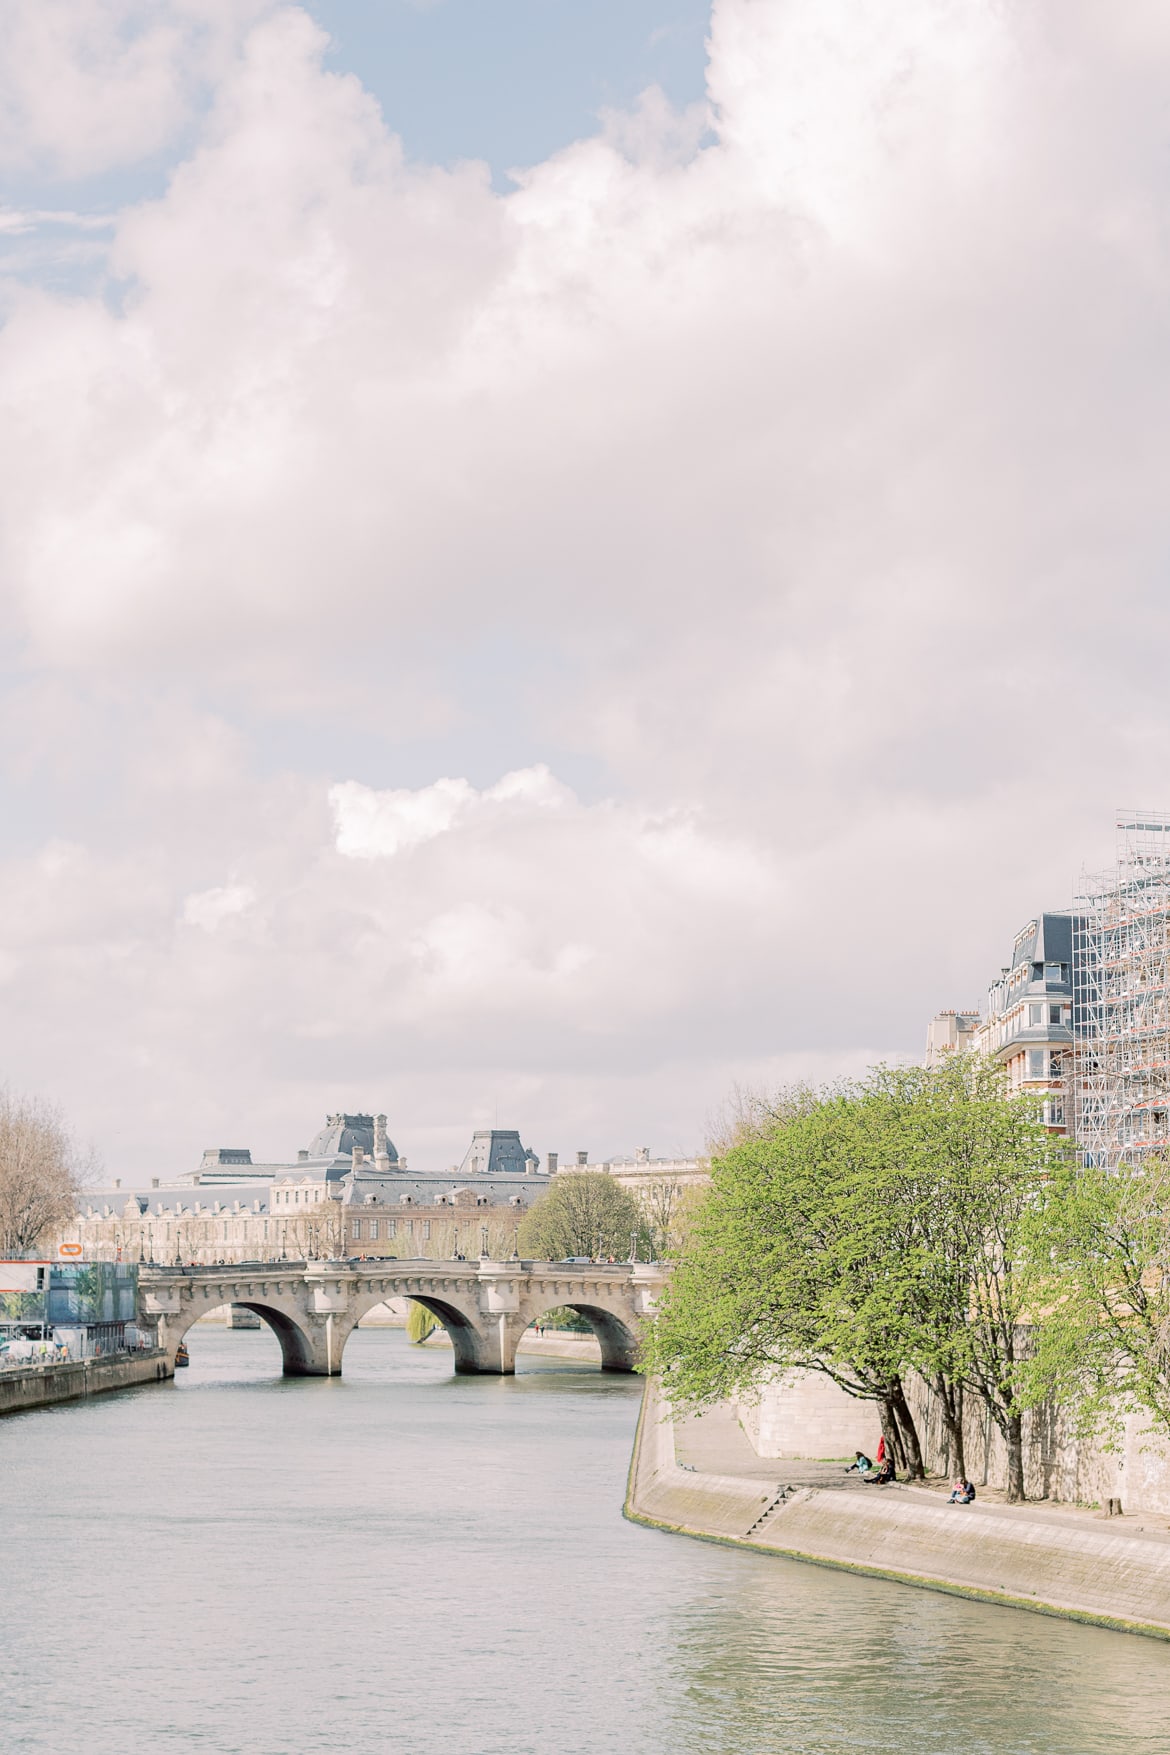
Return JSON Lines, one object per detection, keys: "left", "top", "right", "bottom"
{"left": 2, "top": 0, "right": 1170, "bottom": 1178}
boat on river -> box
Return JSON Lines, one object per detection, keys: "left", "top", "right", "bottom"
{"left": 174, "top": 1342, "right": 189, "bottom": 1368}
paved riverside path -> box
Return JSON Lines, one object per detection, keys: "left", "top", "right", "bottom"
{"left": 627, "top": 1381, "right": 1170, "bottom": 1638}
{"left": 674, "top": 1401, "right": 866, "bottom": 1492}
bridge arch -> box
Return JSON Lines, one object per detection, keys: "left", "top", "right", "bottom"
{"left": 520, "top": 1298, "right": 640, "bottom": 1372}
{"left": 165, "top": 1299, "right": 321, "bottom": 1376}
{"left": 342, "top": 1287, "right": 487, "bottom": 1373}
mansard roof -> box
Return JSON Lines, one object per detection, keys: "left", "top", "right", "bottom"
{"left": 305, "top": 1113, "right": 398, "bottom": 1166}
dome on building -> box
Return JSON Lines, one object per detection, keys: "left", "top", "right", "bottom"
{"left": 304, "top": 1113, "right": 398, "bottom": 1166}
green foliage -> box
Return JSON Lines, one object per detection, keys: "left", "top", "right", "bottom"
{"left": 1021, "top": 1158, "right": 1170, "bottom": 1443}
{"left": 406, "top": 1301, "right": 438, "bottom": 1344}
{"left": 533, "top": 1306, "right": 594, "bottom": 1333}
{"left": 645, "top": 1058, "right": 1064, "bottom": 1495}
{"left": 517, "top": 1171, "right": 646, "bottom": 1261}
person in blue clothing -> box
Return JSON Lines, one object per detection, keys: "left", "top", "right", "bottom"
{"left": 948, "top": 1477, "right": 976, "bottom": 1504}
{"left": 844, "top": 1451, "right": 873, "bottom": 1475}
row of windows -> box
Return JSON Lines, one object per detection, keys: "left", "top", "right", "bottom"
{"left": 348, "top": 1217, "right": 433, "bottom": 1241}
{"left": 1028, "top": 1003, "right": 1069, "bottom": 1026}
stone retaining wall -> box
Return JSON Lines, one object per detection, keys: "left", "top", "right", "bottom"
{"left": 738, "top": 1366, "right": 1170, "bottom": 1516}
{"left": 0, "top": 1349, "right": 170, "bottom": 1418}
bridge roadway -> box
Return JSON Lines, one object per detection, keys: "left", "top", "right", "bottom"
{"left": 137, "top": 1257, "right": 668, "bottom": 1376}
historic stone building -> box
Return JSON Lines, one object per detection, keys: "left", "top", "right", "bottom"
{"left": 67, "top": 1114, "right": 549, "bottom": 1265}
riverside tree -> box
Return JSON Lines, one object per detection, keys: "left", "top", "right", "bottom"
{"left": 865, "top": 1057, "right": 1065, "bottom": 1497}
{"left": 0, "top": 1093, "right": 82, "bottom": 1258}
{"left": 1020, "top": 1157, "right": 1170, "bottom": 1444}
{"left": 517, "top": 1171, "right": 645, "bottom": 1261}
{"left": 645, "top": 1060, "right": 1060, "bottom": 1498}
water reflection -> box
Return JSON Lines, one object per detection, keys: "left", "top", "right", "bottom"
{"left": 1, "top": 1326, "right": 1168, "bottom": 1755}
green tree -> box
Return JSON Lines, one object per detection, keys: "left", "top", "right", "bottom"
{"left": 406, "top": 1301, "right": 439, "bottom": 1344}
{"left": 646, "top": 1061, "right": 1059, "bottom": 1497}
{"left": 518, "top": 1171, "right": 644, "bottom": 1261}
{"left": 644, "top": 1084, "right": 931, "bottom": 1474}
{"left": 1021, "top": 1157, "right": 1170, "bottom": 1445}
{"left": 859, "top": 1057, "right": 1063, "bottom": 1495}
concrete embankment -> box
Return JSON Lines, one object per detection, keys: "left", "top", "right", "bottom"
{"left": 624, "top": 1380, "right": 1170, "bottom": 1640}
{"left": 0, "top": 1349, "right": 170, "bottom": 1418}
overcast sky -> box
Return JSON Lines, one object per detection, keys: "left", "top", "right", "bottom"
{"left": 1, "top": 0, "right": 1168, "bottom": 1178}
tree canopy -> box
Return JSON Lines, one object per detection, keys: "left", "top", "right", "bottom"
{"left": 645, "top": 1059, "right": 1063, "bottom": 1495}
{"left": 1020, "top": 1157, "right": 1170, "bottom": 1445}
{"left": 517, "top": 1171, "right": 644, "bottom": 1261}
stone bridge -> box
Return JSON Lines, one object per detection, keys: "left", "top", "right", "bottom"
{"left": 136, "top": 1258, "right": 668, "bottom": 1376}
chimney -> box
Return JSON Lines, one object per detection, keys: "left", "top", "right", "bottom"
{"left": 636, "top": 1146, "right": 650, "bottom": 1164}
{"left": 352, "top": 1145, "right": 365, "bottom": 1168}
{"left": 374, "top": 1113, "right": 391, "bottom": 1171}
{"left": 151, "top": 1178, "right": 160, "bottom": 1189}
{"left": 547, "top": 1152, "right": 558, "bottom": 1174}
{"left": 297, "top": 1149, "right": 309, "bottom": 1163}
{"left": 576, "top": 1151, "right": 588, "bottom": 1167}
{"left": 114, "top": 1178, "right": 121, "bottom": 1189}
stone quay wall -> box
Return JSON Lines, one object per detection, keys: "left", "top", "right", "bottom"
{"left": 626, "top": 1379, "right": 1170, "bottom": 1640}
{"left": 0, "top": 1348, "right": 170, "bottom": 1418}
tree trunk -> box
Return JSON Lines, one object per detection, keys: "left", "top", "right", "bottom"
{"left": 1004, "top": 1409, "right": 1026, "bottom": 1502}
{"left": 933, "top": 1373, "right": 966, "bottom": 1479}
{"left": 889, "top": 1377, "right": 925, "bottom": 1479}
{"left": 879, "top": 1397, "right": 907, "bottom": 1472}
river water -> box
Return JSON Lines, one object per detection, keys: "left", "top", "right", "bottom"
{"left": 4, "top": 1327, "right": 1170, "bottom": 1755}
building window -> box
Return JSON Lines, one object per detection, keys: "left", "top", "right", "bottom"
{"left": 1028, "top": 1049, "right": 1047, "bottom": 1079}
{"left": 350, "top": 1220, "right": 360, "bottom": 1241}
{"left": 369, "top": 1219, "right": 378, "bottom": 1240}
{"left": 423, "top": 1221, "right": 431, "bottom": 1240}
{"left": 388, "top": 1219, "right": 397, "bottom": 1237}
{"left": 1049, "top": 1004, "right": 1063, "bottom": 1025}
{"left": 1029, "top": 1004, "right": 1044, "bottom": 1025}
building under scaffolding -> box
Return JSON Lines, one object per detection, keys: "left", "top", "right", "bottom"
{"left": 1073, "top": 814, "right": 1170, "bottom": 1169}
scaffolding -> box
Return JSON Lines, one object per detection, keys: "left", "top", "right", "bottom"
{"left": 1073, "top": 814, "right": 1170, "bottom": 1169}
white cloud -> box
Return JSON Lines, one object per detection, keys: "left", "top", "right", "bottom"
{"left": 182, "top": 883, "right": 256, "bottom": 930}
{"left": 0, "top": 0, "right": 273, "bottom": 177}
{"left": 331, "top": 776, "right": 475, "bottom": 858}
{"left": 330, "top": 764, "right": 574, "bottom": 858}
{"left": 1, "top": 1, "right": 1170, "bottom": 1169}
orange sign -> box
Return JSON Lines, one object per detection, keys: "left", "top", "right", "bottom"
{"left": 57, "top": 1242, "right": 83, "bottom": 1259}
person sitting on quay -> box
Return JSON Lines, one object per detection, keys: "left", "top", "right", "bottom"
{"left": 844, "top": 1451, "right": 873, "bottom": 1475}
{"left": 862, "top": 1454, "right": 896, "bottom": 1485}
{"left": 948, "top": 1477, "right": 976, "bottom": 1505}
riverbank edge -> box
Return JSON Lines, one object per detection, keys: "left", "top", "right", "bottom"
{"left": 0, "top": 1349, "right": 170, "bottom": 1418}
{"left": 622, "top": 1380, "right": 1170, "bottom": 1641}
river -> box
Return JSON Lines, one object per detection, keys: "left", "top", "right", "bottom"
{"left": 3, "top": 1326, "right": 1170, "bottom": 1755}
